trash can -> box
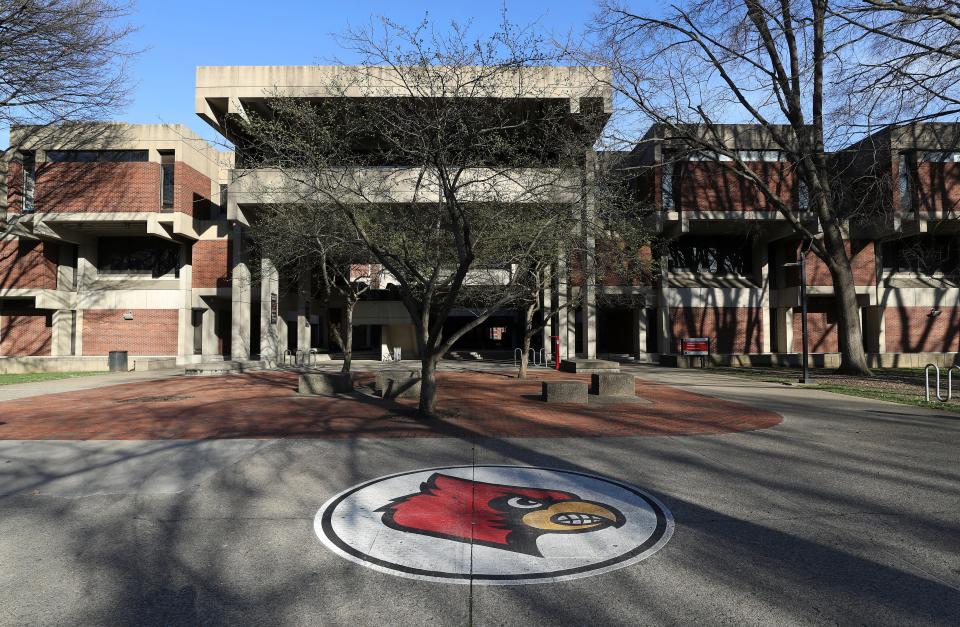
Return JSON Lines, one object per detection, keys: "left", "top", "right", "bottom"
{"left": 108, "top": 350, "right": 128, "bottom": 372}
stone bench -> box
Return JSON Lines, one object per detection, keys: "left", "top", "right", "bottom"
{"left": 299, "top": 372, "right": 354, "bottom": 395}
{"left": 559, "top": 358, "right": 620, "bottom": 374}
{"left": 381, "top": 376, "right": 421, "bottom": 400}
{"left": 541, "top": 380, "right": 588, "bottom": 404}
{"left": 590, "top": 373, "right": 636, "bottom": 397}
{"left": 375, "top": 369, "right": 421, "bottom": 394}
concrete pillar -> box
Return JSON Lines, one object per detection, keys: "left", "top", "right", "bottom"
{"left": 176, "top": 242, "right": 194, "bottom": 361}
{"left": 657, "top": 255, "right": 671, "bottom": 354}
{"left": 50, "top": 310, "right": 73, "bottom": 356}
{"left": 581, "top": 150, "right": 597, "bottom": 359}
{"left": 230, "top": 226, "right": 251, "bottom": 361}
{"left": 76, "top": 237, "right": 96, "bottom": 291}
{"left": 555, "top": 257, "right": 569, "bottom": 359}
{"left": 541, "top": 266, "right": 552, "bottom": 353}
{"left": 297, "top": 268, "right": 311, "bottom": 353}
{"left": 633, "top": 305, "right": 648, "bottom": 359}
{"left": 201, "top": 306, "right": 218, "bottom": 357}
{"left": 784, "top": 307, "right": 795, "bottom": 353}
{"left": 56, "top": 244, "right": 76, "bottom": 291}
{"left": 755, "top": 240, "right": 771, "bottom": 353}
{"left": 259, "top": 257, "right": 280, "bottom": 362}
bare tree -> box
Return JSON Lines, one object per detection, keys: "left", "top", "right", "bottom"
{"left": 0, "top": 0, "right": 136, "bottom": 151}
{"left": 833, "top": 1, "right": 960, "bottom": 126}
{"left": 250, "top": 202, "right": 374, "bottom": 373}
{"left": 581, "top": 0, "right": 903, "bottom": 375}
{"left": 240, "top": 18, "right": 604, "bottom": 416}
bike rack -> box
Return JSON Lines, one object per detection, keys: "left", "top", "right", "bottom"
{"left": 514, "top": 347, "right": 548, "bottom": 368}
{"left": 283, "top": 349, "right": 295, "bottom": 365}
{"left": 924, "top": 363, "right": 960, "bottom": 402}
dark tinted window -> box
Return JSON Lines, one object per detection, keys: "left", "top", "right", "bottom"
{"left": 882, "top": 236, "right": 959, "bottom": 275}
{"left": 47, "top": 150, "right": 148, "bottom": 162}
{"left": 668, "top": 236, "right": 753, "bottom": 275}
{"left": 97, "top": 237, "right": 180, "bottom": 278}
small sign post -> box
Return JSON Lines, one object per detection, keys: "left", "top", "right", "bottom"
{"left": 680, "top": 337, "right": 710, "bottom": 368}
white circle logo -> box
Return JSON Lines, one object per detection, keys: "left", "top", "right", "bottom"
{"left": 314, "top": 465, "right": 674, "bottom": 585}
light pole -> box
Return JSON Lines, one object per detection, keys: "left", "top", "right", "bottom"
{"left": 784, "top": 247, "right": 812, "bottom": 384}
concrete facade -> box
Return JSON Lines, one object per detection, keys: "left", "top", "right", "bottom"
{"left": 1, "top": 72, "right": 958, "bottom": 370}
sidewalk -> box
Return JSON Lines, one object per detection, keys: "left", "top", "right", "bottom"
{"left": 0, "top": 368, "right": 185, "bottom": 402}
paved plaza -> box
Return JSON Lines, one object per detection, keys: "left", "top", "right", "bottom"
{"left": 0, "top": 363, "right": 958, "bottom": 625}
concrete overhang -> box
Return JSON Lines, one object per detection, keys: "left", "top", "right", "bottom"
{"left": 226, "top": 166, "right": 584, "bottom": 222}
{"left": 196, "top": 65, "right": 613, "bottom": 139}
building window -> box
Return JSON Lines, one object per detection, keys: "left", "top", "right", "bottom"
{"left": 668, "top": 236, "right": 754, "bottom": 276}
{"left": 661, "top": 166, "right": 674, "bottom": 210}
{"left": 882, "top": 236, "right": 959, "bottom": 276}
{"left": 686, "top": 150, "right": 783, "bottom": 162}
{"left": 919, "top": 151, "right": 960, "bottom": 163}
{"left": 21, "top": 151, "right": 35, "bottom": 213}
{"left": 160, "top": 151, "right": 175, "bottom": 210}
{"left": 898, "top": 153, "right": 912, "bottom": 212}
{"left": 46, "top": 150, "right": 148, "bottom": 162}
{"left": 96, "top": 237, "right": 180, "bottom": 278}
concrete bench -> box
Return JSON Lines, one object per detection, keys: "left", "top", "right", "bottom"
{"left": 375, "top": 369, "right": 421, "bottom": 394}
{"left": 541, "top": 380, "right": 588, "bottom": 404}
{"left": 299, "top": 372, "right": 354, "bottom": 395}
{"left": 559, "top": 358, "right": 620, "bottom": 374}
{"left": 590, "top": 373, "right": 636, "bottom": 397}
{"left": 381, "top": 376, "right": 421, "bottom": 400}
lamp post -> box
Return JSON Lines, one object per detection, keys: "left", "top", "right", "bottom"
{"left": 785, "top": 248, "right": 812, "bottom": 384}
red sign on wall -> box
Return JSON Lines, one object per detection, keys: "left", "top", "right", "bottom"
{"left": 680, "top": 337, "right": 710, "bottom": 355}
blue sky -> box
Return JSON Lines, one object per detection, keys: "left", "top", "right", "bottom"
{"left": 123, "top": 1, "right": 609, "bottom": 145}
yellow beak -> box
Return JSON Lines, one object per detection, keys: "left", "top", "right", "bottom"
{"left": 521, "top": 500, "right": 622, "bottom": 532}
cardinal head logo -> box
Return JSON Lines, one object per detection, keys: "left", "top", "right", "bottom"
{"left": 315, "top": 466, "right": 673, "bottom": 584}
{"left": 379, "top": 473, "right": 625, "bottom": 556}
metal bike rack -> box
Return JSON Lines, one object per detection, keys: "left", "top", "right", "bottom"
{"left": 283, "top": 349, "right": 295, "bottom": 365}
{"left": 924, "top": 363, "right": 960, "bottom": 402}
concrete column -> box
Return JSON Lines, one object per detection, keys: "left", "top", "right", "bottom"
{"left": 259, "top": 257, "right": 280, "bottom": 362}
{"left": 201, "top": 306, "right": 218, "bottom": 357}
{"left": 541, "top": 266, "right": 552, "bottom": 353}
{"left": 56, "top": 244, "right": 76, "bottom": 291}
{"left": 756, "top": 240, "right": 772, "bottom": 353}
{"left": 76, "top": 238, "right": 97, "bottom": 291}
{"left": 555, "top": 258, "right": 569, "bottom": 359}
{"left": 657, "top": 255, "right": 671, "bottom": 354}
{"left": 176, "top": 242, "right": 194, "bottom": 361}
{"left": 50, "top": 310, "right": 73, "bottom": 356}
{"left": 581, "top": 150, "right": 597, "bottom": 359}
{"left": 297, "top": 268, "right": 311, "bottom": 353}
{"left": 566, "top": 285, "right": 577, "bottom": 357}
{"left": 784, "top": 307, "right": 795, "bottom": 353}
{"left": 230, "top": 226, "right": 251, "bottom": 361}
{"left": 633, "top": 305, "right": 648, "bottom": 359}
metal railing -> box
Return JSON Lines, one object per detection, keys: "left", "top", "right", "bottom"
{"left": 513, "top": 347, "right": 549, "bottom": 368}
{"left": 924, "top": 363, "right": 960, "bottom": 402}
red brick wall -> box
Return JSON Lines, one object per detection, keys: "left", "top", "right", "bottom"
{"left": 669, "top": 307, "right": 763, "bottom": 353}
{"left": 790, "top": 240, "right": 876, "bottom": 287}
{"left": 914, "top": 162, "right": 960, "bottom": 216}
{"left": 6, "top": 160, "right": 24, "bottom": 213}
{"left": 0, "top": 239, "right": 58, "bottom": 289}
{"left": 884, "top": 306, "right": 960, "bottom": 353}
{"left": 192, "top": 240, "right": 230, "bottom": 288}
{"left": 676, "top": 161, "right": 796, "bottom": 213}
{"left": 792, "top": 310, "right": 840, "bottom": 353}
{"left": 34, "top": 162, "right": 161, "bottom": 213}
{"left": 82, "top": 309, "right": 178, "bottom": 356}
{"left": 174, "top": 162, "right": 211, "bottom": 217}
{"left": 0, "top": 311, "right": 51, "bottom": 356}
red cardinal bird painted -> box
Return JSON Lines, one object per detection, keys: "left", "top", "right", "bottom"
{"left": 377, "top": 473, "right": 625, "bottom": 556}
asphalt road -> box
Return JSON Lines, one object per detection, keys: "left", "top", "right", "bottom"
{"left": 0, "top": 364, "right": 958, "bottom": 626}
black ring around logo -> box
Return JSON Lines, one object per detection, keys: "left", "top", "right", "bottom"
{"left": 316, "top": 465, "right": 673, "bottom": 584}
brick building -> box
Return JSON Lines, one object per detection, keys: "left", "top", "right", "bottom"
{"left": 0, "top": 67, "right": 957, "bottom": 370}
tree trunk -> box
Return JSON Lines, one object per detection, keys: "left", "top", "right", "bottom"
{"left": 828, "top": 258, "right": 872, "bottom": 375}
{"left": 517, "top": 301, "right": 537, "bottom": 379}
{"left": 418, "top": 353, "right": 439, "bottom": 418}
{"left": 341, "top": 298, "right": 355, "bottom": 373}
{"left": 518, "top": 334, "right": 532, "bottom": 379}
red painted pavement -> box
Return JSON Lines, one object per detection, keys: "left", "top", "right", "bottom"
{"left": 0, "top": 370, "right": 781, "bottom": 440}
